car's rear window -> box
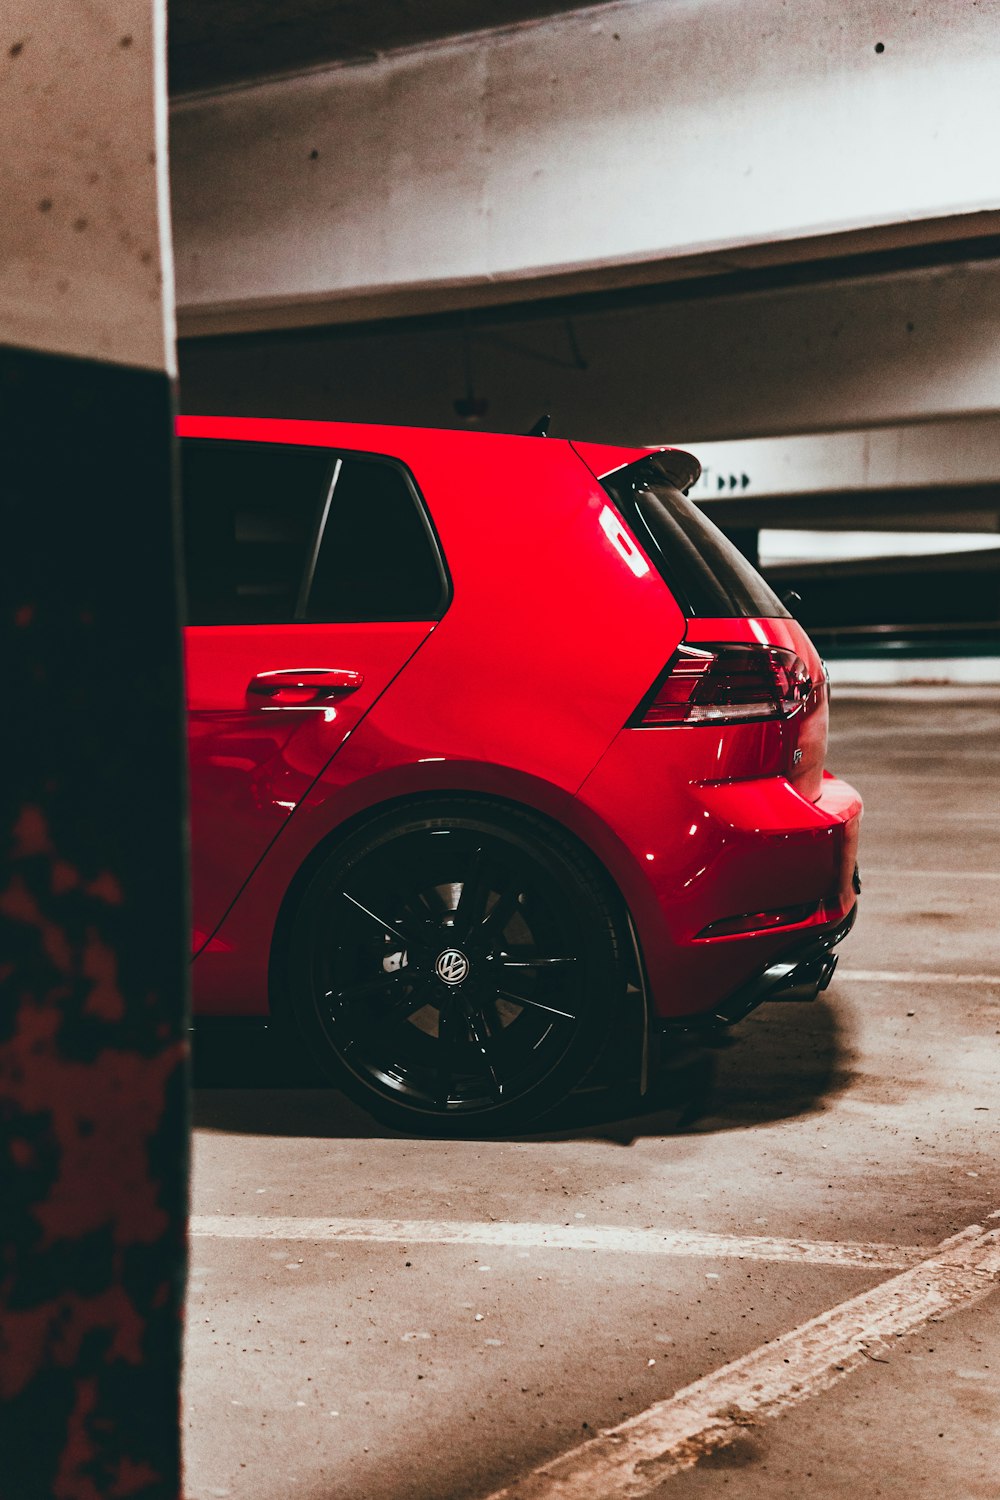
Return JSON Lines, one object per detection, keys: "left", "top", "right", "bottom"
{"left": 602, "top": 456, "right": 789, "bottom": 618}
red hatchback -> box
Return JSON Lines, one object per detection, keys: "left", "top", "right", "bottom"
{"left": 179, "top": 416, "right": 861, "bottom": 1131}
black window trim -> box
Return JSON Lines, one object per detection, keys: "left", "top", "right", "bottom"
{"left": 180, "top": 436, "right": 453, "bottom": 626}
{"left": 295, "top": 455, "right": 343, "bottom": 620}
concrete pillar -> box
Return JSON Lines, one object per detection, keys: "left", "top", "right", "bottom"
{"left": 0, "top": 5, "right": 187, "bottom": 1497}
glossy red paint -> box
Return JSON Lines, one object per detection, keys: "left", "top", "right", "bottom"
{"left": 179, "top": 415, "right": 860, "bottom": 1034}
{"left": 186, "top": 620, "right": 433, "bottom": 947}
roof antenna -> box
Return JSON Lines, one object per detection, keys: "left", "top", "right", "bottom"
{"left": 526, "top": 414, "right": 551, "bottom": 437}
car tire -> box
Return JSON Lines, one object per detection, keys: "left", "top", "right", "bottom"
{"left": 281, "top": 798, "right": 625, "bottom": 1134}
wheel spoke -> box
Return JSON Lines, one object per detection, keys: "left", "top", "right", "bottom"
{"left": 435, "top": 998, "right": 467, "bottom": 1106}
{"left": 474, "top": 881, "right": 522, "bottom": 948}
{"left": 437, "top": 998, "right": 459, "bottom": 1047}
{"left": 341, "top": 891, "right": 420, "bottom": 948}
{"left": 465, "top": 1007, "right": 505, "bottom": 1100}
{"left": 499, "top": 955, "right": 577, "bottom": 969}
{"left": 453, "top": 846, "right": 491, "bottom": 940}
{"left": 383, "top": 984, "right": 435, "bottom": 1030}
{"left": 413, "top": 884, "right": 449, "bottom": 920}
{"left": 330, "top": 972, "right": 430, "bottom": 1035}
{"left": 328, "top": 969, "right": 411, "bottom": 1006}
{"left": 496, "top": 986, "right": 578, "bottom": 1023}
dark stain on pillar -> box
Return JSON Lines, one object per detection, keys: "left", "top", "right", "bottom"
{"left": 0, "top": 346, "right": 189, "bottom": 1500}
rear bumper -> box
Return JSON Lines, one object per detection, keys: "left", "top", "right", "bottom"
{"left": 656, "top": 901, "right": 857, "bottom": 1035}
{"left": 576, "top": 734, "right": 862, "bottom": 1022}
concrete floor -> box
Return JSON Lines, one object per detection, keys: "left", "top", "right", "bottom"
{"left": 184, "top": 689, "right": 1000, "bottom": 1500}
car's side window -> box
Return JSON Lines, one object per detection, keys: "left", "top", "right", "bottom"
{"left": 181, "top": 439, "right": 333, "bottom": 625}
{"left": 180, "top": 439, "right": 447, "bottom": 625}
{"left": 305, "top": 457, "right": 447, "bottom": 623}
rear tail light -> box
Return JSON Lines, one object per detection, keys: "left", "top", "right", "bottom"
{"left": 634, "top": 643, "right": 811, "bottom": 727}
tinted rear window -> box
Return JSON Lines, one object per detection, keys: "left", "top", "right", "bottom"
{"left": 180, "top": 438, "right": 448, "bottom": 625}
{"left": 602, "top": 456, "right": 789, "bottom": 618}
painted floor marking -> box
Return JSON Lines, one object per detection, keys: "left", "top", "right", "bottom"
{"left": 860, "top": 866, "right": 1000, "bottom": 881}
{"left": 838, "top": 969, "right": 1000, "bottom": 986}
{"left": 189, "top": 1215, "right": 930, "bottom": 1270}
{"left": 842, "top": 772, "right": 999, "bottom": 784}
{"left": 481, "top": 1220, "right": 1000, "bottom": 1500}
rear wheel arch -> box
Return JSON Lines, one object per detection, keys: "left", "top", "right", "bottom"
{"left": 269, "top": 788, "right": 638, "bottom": 1005}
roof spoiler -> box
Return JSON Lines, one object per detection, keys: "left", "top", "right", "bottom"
{"left": 644, "top": 448, "right": 702, "bottom": 494}
{"left": 570, "top": 440, "right": 701, "bottom": 494}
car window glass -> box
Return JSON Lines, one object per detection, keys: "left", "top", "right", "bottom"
{"left": 305, "top": 458, "right": 446, "bottom": 622}
{"left": 181, "top": 439, "right": 333, "bottom": 625}
{"left": 181, "top": 440, "right": 446, "bottom": 625}
{"left": 604, "top": 458, "right": 789, "bottom": 618}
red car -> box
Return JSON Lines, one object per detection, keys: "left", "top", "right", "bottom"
{"left": 180, "top": 415, "right": 861, "bottom": 1131}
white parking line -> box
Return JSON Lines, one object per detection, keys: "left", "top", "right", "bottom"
{"left": 848, "top": 773, "right": 1000, "bottom": 784}
{"left": 860, "top": 867, "right": 1000, "bottom": 881}
{"left": 481, "top": 1220, "right": 1000, "bottom": 1500}
{"left": 838, "top": 969, "right": 1000, "bottom": 986}
{"left": 189, "top": 1215, "right": 930, "bottom": 1270}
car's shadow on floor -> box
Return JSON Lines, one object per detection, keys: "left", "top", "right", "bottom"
{"left": 191, "top": 992, "right": 854, "bottom": 1144}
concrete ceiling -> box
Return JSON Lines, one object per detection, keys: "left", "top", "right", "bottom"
{"left": 168, "top": 0, "right": 617, "bottom": 93}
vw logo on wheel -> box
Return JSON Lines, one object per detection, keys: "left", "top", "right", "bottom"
{"left": 435, "top": 948, "right": 470, "bottom": 986}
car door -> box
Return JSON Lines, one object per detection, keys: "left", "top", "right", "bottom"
{"left": 180, "top": 436, "right": 448, "bottom": 952}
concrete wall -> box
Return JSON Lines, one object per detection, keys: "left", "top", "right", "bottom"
{"left": 687, "top": 418, "right": 1000, "bottom": 502}
{"left": 179, "top": 257, "right": 1000, "bottom": 446}
{"left": 171, "top": 0, "right": 1000, "bottom": 337}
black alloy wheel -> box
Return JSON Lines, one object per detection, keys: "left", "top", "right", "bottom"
{"left": 283, "top": 800, "right": 624, "bottom": 1132}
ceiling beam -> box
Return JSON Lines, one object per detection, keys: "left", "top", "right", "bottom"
{"left": 171, "top": 0, "right": 1000, "bottom": 337}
